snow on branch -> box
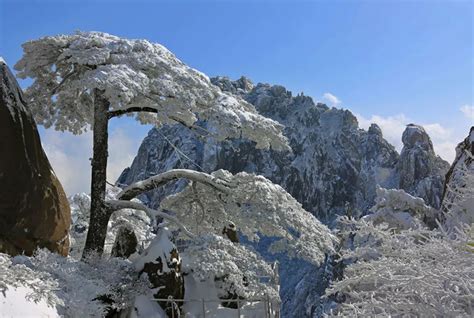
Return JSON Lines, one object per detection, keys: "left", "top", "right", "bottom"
{"left": 117, "top": 169, "right": 232, "bottom": 200}
{"left": 160, "top": 169, "right": 337, "bottom": 265}
{"left": 1, "top": 250, "right": 146, "bottom": 317}
{"left": 15, "top": 31, "right": 289, "bottom": 150}
{"left": 105, "top": 199, "right": 196, "bottom": 240}
{"left": 363, "top": 186, "right": 438, "bottom": 230}
{"left": 181, "top": 234, "right": 280, "bottom": 301}
{"left": 326, "top": 218, "right": 474, "bottom": 317}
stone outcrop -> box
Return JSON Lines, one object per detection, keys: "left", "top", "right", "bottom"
{"left": 440, "top": 127, "right": 474, "bottom": 229}
{"left": 111, "top": 226, "right": 138, "bottom": 258}
{"left": 0, "top": 60, "right": 70, "bottom": 256}
{"left": 442, "top": 127, "right": 474, "bottom": 203}
{"left": 397, "top": 124, "right": 450, "bottom": 208}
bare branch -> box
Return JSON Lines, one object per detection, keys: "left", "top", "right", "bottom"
{"left": 51, "top": 66, "right": 76, "bottom": 94}
{"left": 117, "top": 169, "right": 232, "bottom": 201}
{"left": 107, "top": 106, "right": 158, "bottom": 119}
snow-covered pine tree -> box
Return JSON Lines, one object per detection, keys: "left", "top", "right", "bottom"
{"left": 14, "top": 31, "right": 289, "bottom": 258}
{"left": 107, "top": 169, "right": 337, "bottom": 314}
{"left": 109, "top": 169, "right": 337, "bottom": 264}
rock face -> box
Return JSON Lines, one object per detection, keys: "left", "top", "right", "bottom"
{"left": 119, "top": 77, "right": 402, "bottom": 223}
{"left": 397, "top": 124, "right": 450, "bottom": 208}
{"left": 118, "top": 77, "right": 448, "bottom": 222}
{"left": 0, "top": 60, "right": 70, "bottom": 256}
{"left": 117, "top": 76, "right": 450, "bottom": 317}
{"left": 441, "top": 127, "right": 474, "bottom": 229}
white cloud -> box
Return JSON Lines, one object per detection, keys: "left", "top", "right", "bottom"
{"left": 40, "top": 127, "right": 144, "bottom": 196}
{"left": 108, "top": 128, "right": 140, "bottom": 185}
{"left": 356, "top": 113, "right": 409, "bottom": 151}
{"left": 41, "top": 130, "right": 92, "bottom": 196}
{"left": 322, "top": 93, "right": 341, "bottom": 106}
{"left": 356, "top": 113, "right": 460, "bottom": 163}
{"left": 460, "top": 104, "right": 474, "bottom": 121}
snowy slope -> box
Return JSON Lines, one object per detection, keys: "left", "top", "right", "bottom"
{"left": 0, "top": 287, "right": 59, "bottom": 318}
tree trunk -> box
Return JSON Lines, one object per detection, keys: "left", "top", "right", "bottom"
{"left": 82, "top": 89, "right": 110, "bottom": 260}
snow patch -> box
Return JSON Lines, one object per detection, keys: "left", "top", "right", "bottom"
{"left": 0, "top": 286, "right": 59, "bottom": 318}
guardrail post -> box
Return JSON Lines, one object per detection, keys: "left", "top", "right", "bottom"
{"left": 264, "top": 297, "right": 268, "bottom": 318}
{"left": 237, "top": 299, "right": 241, "bottom": 318}
{"left": 201, "top": 299, "right": 206, "bottom": 318}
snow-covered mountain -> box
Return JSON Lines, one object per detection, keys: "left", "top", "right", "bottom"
{"left": 116, "top": 76, "right": 450, "bottom": 317}
{"left": 118, "top": 76, "right": 448, "bottom": 220}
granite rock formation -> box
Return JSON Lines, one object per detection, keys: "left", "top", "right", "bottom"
{"left": 397, "top": 124, "right": 450, "bottom": 209}
{"left": 441, "top": 127, "right": 474, "bottom": 229}
{"left": 0, "top": 60, "right": 70, "bottom": 256}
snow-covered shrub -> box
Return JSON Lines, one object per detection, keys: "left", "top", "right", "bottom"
{"left": 0, "top": 250, "right": 148, "bottom": 317}
{"left": 110, "top": 168, "right": 337, "bottom": 311}
{"left": 132, "top": 226, "right": 184, "bottom": 317}
{"left": 325, "top": 218, "right": 474, "bottom": 317}
{"left": 0, "top": 253, "right": 61, "bottom": 308}
{"left": 442, "top": 159, "right": 474, "bottom": 234}
{"left": 181, "top": 234, "right": 280, "bottom": 302}
{"left": 158, "top": 169, "right": 337, "bottom": 265}
{"left": 132, "top": 225, "right": 280, "bottom": 316}
{"left": 364, "top": 186, "right": 438, "bottom": 230}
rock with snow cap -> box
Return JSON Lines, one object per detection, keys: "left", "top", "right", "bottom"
{"left": 135, "top": 227, "right": 184, "bottom": 317}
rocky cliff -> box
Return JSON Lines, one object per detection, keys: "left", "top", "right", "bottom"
{"left": 440, "top": 127, "right": 474, "bottom": 230}
{"left": 117, "top": 76, "right": 450, "bottom": 317}
{"left": 0, "top": 60, "right": 70, "bottom": 256}
{"left": 397, "top": 124, "right": 450, "bottom": 209}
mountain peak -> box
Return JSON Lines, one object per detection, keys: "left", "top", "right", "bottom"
{"left": 211, "top": 76, "right": 253, "bottom": 95}
{"left": 368, "top": 123, "right": 383, "bottom": 137}
{"left": 402, "top": 123, "right": 433, "bottom": 151}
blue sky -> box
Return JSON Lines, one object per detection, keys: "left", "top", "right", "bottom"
{"left": 1, "top": 0, "right": 473, "bottom": 194}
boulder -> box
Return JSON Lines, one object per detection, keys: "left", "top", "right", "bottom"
{"left": 111, "top": 226, "right": 138, "bottom": 258}
{"left": 0, "top": 60, "right": 70, "bottom": 256}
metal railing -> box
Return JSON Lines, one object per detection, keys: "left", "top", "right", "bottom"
{"left": 152, "top": 296, "right": 280, "bottom": 318}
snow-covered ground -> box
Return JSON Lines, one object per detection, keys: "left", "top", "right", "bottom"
{"left": 0, "top": 287, "right": 59, "bottom": 318}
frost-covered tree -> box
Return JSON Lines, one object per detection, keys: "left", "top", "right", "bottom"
{"left": 0, "top": 250, "right": 147, "bottom": 317}
{"left": 326, "top": 218, "right": 474, "bottom": 317}
{"left": 109, "top": 169, "right": 337, "bottom": 265}
{"left": 15, "top": 31, "right": 289, "bottom": 258}
{"left": 364, "top": 186, "right": 438, "bottom": 230}
{"left": 105, "top": 168, "right": 337, "bottom": 314}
